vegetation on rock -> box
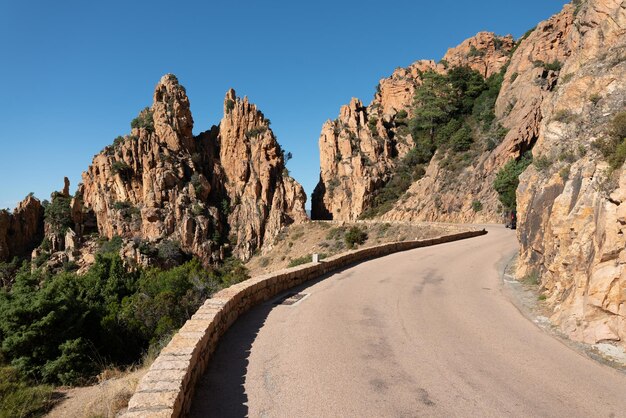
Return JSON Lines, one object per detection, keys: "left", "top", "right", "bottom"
{"left": 493, "top": 153, "right": 532, "bottom": 210}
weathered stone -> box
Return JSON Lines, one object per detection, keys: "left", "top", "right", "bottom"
{"left": 0, "top": 195, "right": 44, "bottom": 262}
{"left": 515, "top": 0, "right": 626, "bottom": 347}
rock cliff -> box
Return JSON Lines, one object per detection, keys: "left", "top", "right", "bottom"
{"left": 77, "top": 75, "right": 305, "bottom": 265}
{"left": 515, "top": 0, "right": 626, "bottom": 346}
{"left": 219, "top": 90, "right": 307, "bottom": 258}
{"left": 0, "top": 195, "right": 44, "bottom": 261}
{"left": 383, "top": 7, "right": 576, "bottom": 223}
{"left": 312, "top": 32, "right": 514, "bottom": 221}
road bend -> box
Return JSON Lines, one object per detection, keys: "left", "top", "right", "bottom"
{"left": 190, "top": 225, "right": 626, "bottom": 418}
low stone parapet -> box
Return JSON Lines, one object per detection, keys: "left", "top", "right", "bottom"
{"left": 121, "top": 229, "right": 486, "bottom": 417}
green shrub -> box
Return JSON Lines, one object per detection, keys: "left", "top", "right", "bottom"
{"left": 111, "top": 161, "right": 132, "bottom": 176}
{"left": 471, "top": 200, "right": 483, "bottom": 212}
{"left": 245, "top": 127, "right": 267, "bottom": 138}
{"left": 510, "top": 72, "right": 519, "bottom": 82}
{"left": 225, "top": 99, "right": 235, "bottom": 113}
{"left": 593, "top": 112, "right": 626, "bottom": 170}
{"left": 533, "top": 60, "right": 562, "bottom": 72}
{"left": 344, "top": 227, "right": 368, "bottom": 249}
{"left": 98, "top": 235, "right": 123, "bottom": 255}
{"left": 0, "top": 252, "right": 244, "bottom": 388}
{"left": 533, "top": 155, "right": 553, "bottom": 171}
{"left": 44, "top": 193, "right": 72, "bottom": 234}
{"left": 112, "top": 201, "right": 140, "bottom": 219}
{"left": 326, "top": 227, "right": 346, "bottom": 241}
{"left": 553, "top": 109, "right": 576, "bottom": 123}
{"left": 493, "top": 154, "right": 532, "bottom": 210}
{"left": 113, "top": 135, "right": 125, "bottom": 148}
{"left": 523, "top": 270, "right": 540, "bottom": 285}
{"left": 559, "top": 165, "right": 571, "bottom": 181}
{"left": 467, "top": 45, "right": 485, "bottom": 58}
{"left": 288, "top": 255, "right": 312, "bottom": 268}
{"left": 611, "top": 111, "right": 626, "bottom": 139}
{"left": 395, "top": 110, "right": 408, "bottom": 120}
{"left": 130, "top": 107, "right": 154, "bottom": 132}
{"left": 0, "top": 366, "right": 55, "bottom": 417}
{"left": 156, "top": 240, "right": 182, "bottom": 263}
{"left": 589, "top": 93, "right": 601, "bottom": 105}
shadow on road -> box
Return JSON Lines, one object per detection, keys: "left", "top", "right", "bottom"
{"left": 188, "top": 265, "right": 359, "bottom": 417}
{"left": 189, "top": 300, "right": 272, "bottom": 417}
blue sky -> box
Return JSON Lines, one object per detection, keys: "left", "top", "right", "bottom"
{"left": 0, "top": 0, "right": 569, "bottom": 210}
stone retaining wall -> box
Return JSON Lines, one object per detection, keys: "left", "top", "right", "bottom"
{"left": 121, "top": 229, "right": 486, "bottom": 417}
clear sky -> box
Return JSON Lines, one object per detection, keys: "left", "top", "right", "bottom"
{"left": 0, "top": 0, "right": 569, "bottom": 210}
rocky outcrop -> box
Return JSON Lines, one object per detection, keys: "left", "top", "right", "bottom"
{"left": 0, "top": 195, "right": 44, "bottom": 262}
{"left": 515, "top": 0, "right": 626, "bottom": 346}
{"left": 219, "top": 90, "right": 307, "bottom": 259}
{"left": 79, "top": 75, "right": 305, "bottom": 265}
{"left": 442, "top": 32, "right": 515, "bottom": 78}
{"left": 382, "top": 9, "right": 576, "bottom": 223}
{"left": 312, "top": 32, "right": 513, "bottom": 221}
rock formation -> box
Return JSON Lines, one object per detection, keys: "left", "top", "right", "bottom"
{"left": 314, "top": 0, "right": 626, "bottom": 348}
{"left": 442, "top": 32, "right": 515, "bottom": 78}
{"left": 0, "top": 195, "right": 44, "bottom": 262}
{"left": 514, "top": 0, "right": 626, "bottom": 346}
{"left": 78, "top": 75, "right": 305, "bottom": 265}
{"left": 382, "top": 12, "right": 575, "bottom": 223}
{"left": 219, "top": 90, "right": 307, "bottom": 258}
{"left": 312, "top": 32, "right": 514, "bottom": 221}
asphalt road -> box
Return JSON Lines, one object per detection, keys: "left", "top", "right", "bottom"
{"left": 190, "top": 226, "right": 626, "bottom": 417}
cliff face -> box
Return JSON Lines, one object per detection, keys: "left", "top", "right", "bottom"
{"left": 219, "top": 90, "right": 307, "bottom": 259}
{"left": 312, "top": 32, "right": 514, "bottom": 221}
{"left": 79, "top": 75, "right": 305, "bottom": 265}
{"left": 515, "top": 0, "right": 626, "bottom": 346}
{"left": 0, "top": 196, "right": 44, "bottom": 262}
{"left": 383, "top": 6, "right": 576, "bottom": 223}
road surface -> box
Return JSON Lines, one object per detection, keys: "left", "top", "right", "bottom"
{"left": 190, "top": 226, "right": 626, "bottom": 417}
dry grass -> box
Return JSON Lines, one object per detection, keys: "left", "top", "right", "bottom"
{"left": 46, "top": 366, "right": 147, "bottom": 418}
{"left": 246, "top": 220, "right": 470, "bottom": 277}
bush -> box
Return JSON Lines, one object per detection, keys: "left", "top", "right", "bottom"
{"left": 130, "top": 107, "right": 154, "bottom": 132}
{"left": 0, "top": 252, "right": 244, "bottom": 388}
{"left": 245, "top": 127, "right": 267, "bottom": 138}
{"left": 113, "top": 135, "right": 125, "bottom": 148}
{"left": 112, "top": 201, "right": 140, "bottom": 220}
{"left": 493, "top": 154, "right": 532, "bottom": 210}
{"left": 592, "top": 112, "right": 626, "bottom": 170}
{"left": 225, "top": 99, "right": 235, "bottom": 113}
{"left": 589, "top": 93, "right": 601, "bottom": 105}
{"left": 111, "top": 161, "right": 132, "bottom": 176}
{"left": 471, "top": 200, "right": 483, "bottom": 212}
{"left": 344, "top": 227, "right": 368, "bottom": 249}
{"left": 0, "top": 366, "right": 55, "bottom": 417}
{"left": 467, "top": 45, "right": 485, "bottom": 58}
{"left": 288, "top": 255, "right": 312, "bottom": 268}
{"left": 534, "top": 60, "right": 562, "bottom": 72}
{"left": 395, "top": 110, "right": 408, "bottom": 120}
{"left": 44, "top": 193, "right": 72, "bottom": 234}
{"left": 533, "top": 155, "right": 552, "bottom": 171}
{"left": 553, "top": 109, "right": 576, "bottom": 123}
{"left": 99, "top": 235, "right": 123, "bottom": 255}
{"left": 326, "top": 227, "right": 346, "bottom": 241}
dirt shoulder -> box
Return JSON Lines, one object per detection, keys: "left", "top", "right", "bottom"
{"left": 45, "top": 368, "right": 146, "bottom": 418}
{"left": 246, "top": 220, "right": 475, "bottom": 277}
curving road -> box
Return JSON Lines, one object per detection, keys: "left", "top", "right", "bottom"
{"left": 190, "top": 226, "right": 626, "bottom": 417}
